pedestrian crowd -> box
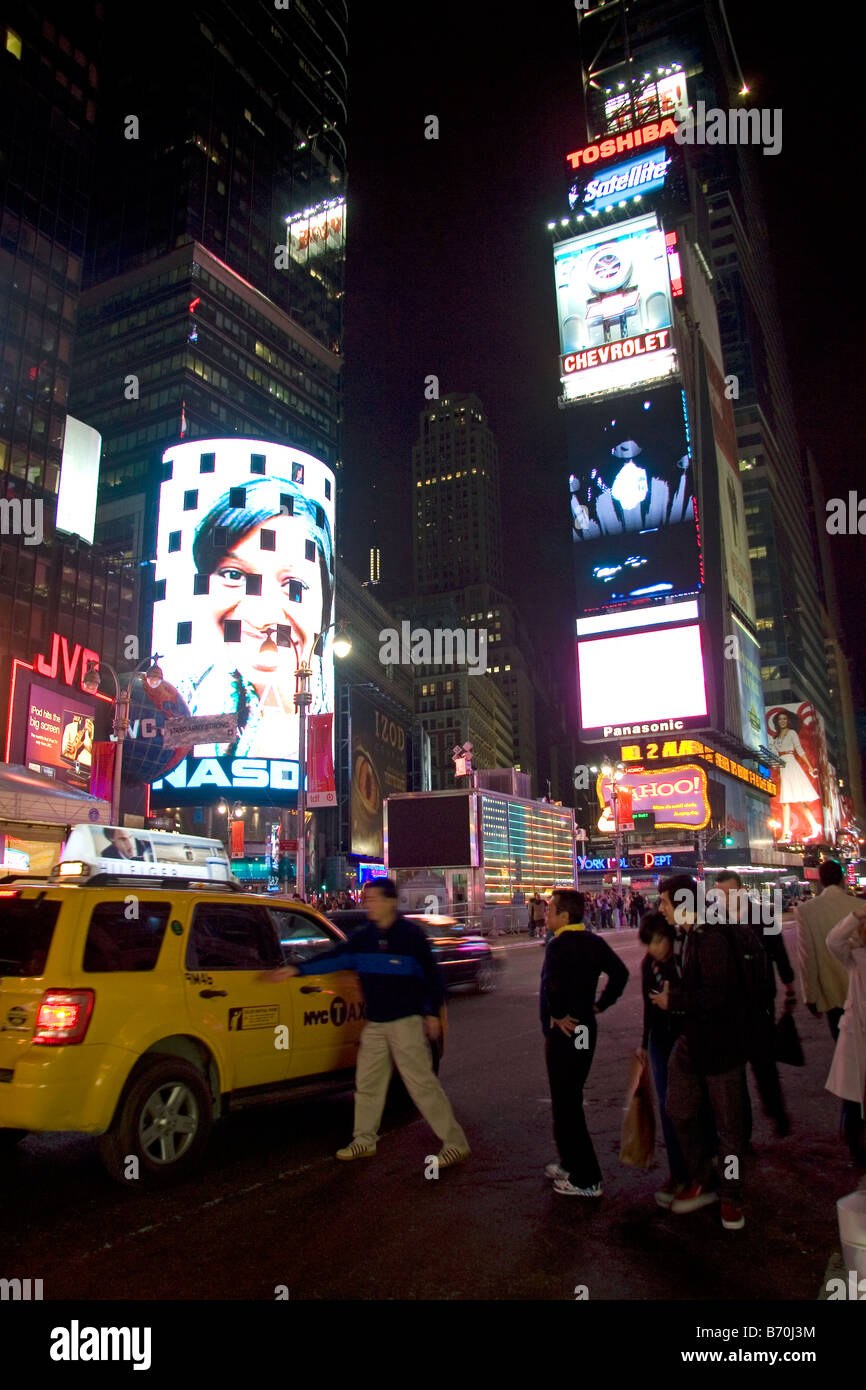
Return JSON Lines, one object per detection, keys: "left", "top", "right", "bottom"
{"left": 265, "top": 864, "right": 865, "bottom": 1236}
{"left": 539, "top": 862, "right": 866, "bottom": 1233}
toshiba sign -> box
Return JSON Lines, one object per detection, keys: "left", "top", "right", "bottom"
{"left": 566, "top": 119, "right": 680, "bottom": 170}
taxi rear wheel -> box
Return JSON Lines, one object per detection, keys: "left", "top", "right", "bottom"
{"left": 101, "top": 1057, "right": 213, "bottom": 1187}
{"left": 0, "top": 1128, "right": 27, "bottom": 1151}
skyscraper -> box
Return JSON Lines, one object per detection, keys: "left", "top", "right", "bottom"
{"left": 574, "top": 0, "right": 854, "bottom": 850}
{"left": 0, "top": 4, "right": 136, "bottom": 745}
{"left": 68, "top": 0, "right": 348, "bottom": 667}
{"left": 413, "top": 393, "right": 502, "bottom": 593}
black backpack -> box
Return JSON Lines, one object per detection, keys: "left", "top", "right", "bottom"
{"left": 721, "top": 923, "right": 775, "bottom": 1029}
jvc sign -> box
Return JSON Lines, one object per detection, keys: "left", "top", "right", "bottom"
{"left": 151, "top": 756, "right": 300, "bottom": 806}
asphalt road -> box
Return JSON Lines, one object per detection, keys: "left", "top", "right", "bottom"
{"left": 0, "top": 924, "right": 860, "bottom": 1301}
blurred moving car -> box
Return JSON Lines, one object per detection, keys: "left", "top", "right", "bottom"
{"left": 326, "top": 910, "right": 503, "bottom": 994}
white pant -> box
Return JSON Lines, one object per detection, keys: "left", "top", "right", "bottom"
{"left": 352, "top": 1015, "right": 468, "bottom": 1150}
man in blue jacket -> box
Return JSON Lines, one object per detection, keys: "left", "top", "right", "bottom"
{"left": 272, "top": 878, "right": 470, "bottom": 1168}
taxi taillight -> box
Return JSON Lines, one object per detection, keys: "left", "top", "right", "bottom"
{"left": 33, "top": 990, "right": 94, "bottom": 1045}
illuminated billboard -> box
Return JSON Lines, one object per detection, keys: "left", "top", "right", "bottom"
{"left": 150, "top": 438, "right": 335, "bottom": 806}
{"left": 56, "top": 416, "right": 102, "bottom": 546}
{"left": 350, "top": 689, "right": 408, "bottom": 860}
{"left": 576, "top": 622, "right": 708, "bottom": 742}
{"left": 568, "top": 383, "right": 702, "bottom": 613}
{"left": 569, "top": 147, "right": 671, "bottom": 215}
{"left": 24, "top": 683, "right": 95, "bottom": 790}
{"left": 554, "top": 214, "right": 678, "bottom": 401}
{"left": 604, "top": 72, "right": 689, "bottom": 133}
{"left": 767, "top": 702, "right": 840, "bottom": 846}
{"left": 596, "top": 763, "right": 710, "bottom": 831}
{"left": 285, "top": 197, "right": 345, "bottom": 263}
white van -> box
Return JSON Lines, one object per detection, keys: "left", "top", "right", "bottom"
{"left": 53, "top": 824, "right": 233, "bottom": 884}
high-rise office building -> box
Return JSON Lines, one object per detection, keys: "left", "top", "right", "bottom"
{"left": 0, "top": 4, "right": 137, "bottom": 747}
{"left": 413, "top": 393, "right": 503, "bottom": 593}
{"left": 574, "top": 0, "right": 855, "bottom": 855}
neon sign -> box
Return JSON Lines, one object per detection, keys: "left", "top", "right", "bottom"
{"left": 561, "top": 328, "right": 671, "bottom": 376}
{"left": 577, "top": 853, "right": 673, "bottom": 872}
{"left": 566, "top": 119, "right": 679, "bottom": 170}
{"left": 572, "top": 150, "right": 671, "bottom": 213}
{"left": 34, "top": 632, "right": 102, "bottom": 690}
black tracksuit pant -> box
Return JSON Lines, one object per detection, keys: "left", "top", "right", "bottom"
{"left": 545, "top": 1021, "right": 602, "bottom": 1188}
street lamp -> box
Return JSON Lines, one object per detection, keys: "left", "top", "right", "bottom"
{"left": 282, "top": 621, "right": 351, "bottom": 899}
{"left": 601, "top": 758, "right": 626, "bottom": 900}
{"left": 82, "top": 655, "right": 164, "bottom": 825}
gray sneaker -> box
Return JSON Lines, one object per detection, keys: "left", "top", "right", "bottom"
{"left": 545, "top": 1162, "right": 569, "bottom": 1181}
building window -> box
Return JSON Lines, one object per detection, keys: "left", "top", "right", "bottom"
{"left": 167, "top": 531, "right": 182, "bottom": 553}
{"left": 193, "top": 574, "right": 209, "bottom": 596}
{"left": 177, "top": 621, "right": 192, "bottom": 644}
{"left": 5, "top": 28, "right": 22, "bottom": 59}
{"left": 224, "top": 620, "right": 241, "bottom": 643}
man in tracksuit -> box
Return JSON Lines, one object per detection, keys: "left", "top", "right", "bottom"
{"left": 274, "top": 878, "right": 470, "bottom": 1167}
{"left": 541, "top": 888, "right": 629, "bottom": 1196}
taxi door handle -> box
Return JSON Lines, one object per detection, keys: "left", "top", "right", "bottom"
{"left": 299, "top": 985, "right": 322, "bottom": 994}
{"left": 199, "top": 989, "right": 228, "bottom": 998}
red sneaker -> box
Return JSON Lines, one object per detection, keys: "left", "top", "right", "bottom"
{"left": 721, "top": 1203, "right": 745, "bottom": 1230}
{"left": 670, "top": 1182, "right": 719, "bottom": 1214}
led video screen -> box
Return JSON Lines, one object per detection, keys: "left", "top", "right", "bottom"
{"left": 150, "top": 438, "right": 335, "bottom": 803}
{"left": 567, "top": 383, "right": 702, "bottom": 614}
{"left": 554, "top": 213, "right": 678, "bottom": 400}
{"left": 577, "top": 623, "right": 708, "bottom": 741}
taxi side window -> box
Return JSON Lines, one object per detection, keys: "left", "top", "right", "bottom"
{"left": 186, "top": 904, "right": 282, "bottom": 971}
{"left": 269, "top": 909, "right": 338, "bottom": 965}
{"left": 83, "top": 902, "right": 170, "bottom": 972}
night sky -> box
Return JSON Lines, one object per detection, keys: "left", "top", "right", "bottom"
{"left": 341, "top": 2, "right": 865, "bottom": 711}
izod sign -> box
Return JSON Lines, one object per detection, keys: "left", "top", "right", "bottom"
{"left": 566, "top": 119, "right": 679, "bottom": 170}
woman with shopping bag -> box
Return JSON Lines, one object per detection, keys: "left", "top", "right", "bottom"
{"left": 627, "top": 912, "right": 689, "bottom": 1206}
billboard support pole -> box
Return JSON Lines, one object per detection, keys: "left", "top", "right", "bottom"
{"left": 294, "top": 666, "right": 312, "bottom": 901}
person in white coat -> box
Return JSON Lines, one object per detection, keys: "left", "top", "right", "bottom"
{"left": 825, "top": 901, "right": 866, "bottom": 1166}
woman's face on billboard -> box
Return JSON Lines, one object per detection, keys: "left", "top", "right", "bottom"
{"left": 207, "top": 513, "right": 326, "bottom": 687}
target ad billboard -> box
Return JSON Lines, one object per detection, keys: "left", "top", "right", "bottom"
{"left": 554, "top": 214, "right": 678, "bottom": 401}
{"left": 568, "top": 383, "right": 702, "bottom": 614}
{"left": 149, "top": 438, "right": 335, "bottom": 805}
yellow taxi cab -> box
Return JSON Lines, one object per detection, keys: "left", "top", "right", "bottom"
{"left": 0, "top": 825, "right": 375, "bottom": 1185}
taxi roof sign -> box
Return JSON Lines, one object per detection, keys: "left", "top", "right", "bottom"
{"left": 55, "top": 825, "right": 233, "bottom": 884}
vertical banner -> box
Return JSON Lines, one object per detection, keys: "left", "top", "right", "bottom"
{"left": 230, "top": 820, "right": 245, "bottom": 859}
{"left": 267, "top": 822, "right": 280, "bottom": 891}
{"left": 89, "top": 742, "right": 116, "bottom": 803}
{"left": 350, "top": 690, "right": 409, "bottom": 858}
{"left": 307, "top": 713, "right": 336, "bottom": 807}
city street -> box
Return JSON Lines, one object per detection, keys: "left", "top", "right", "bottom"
{"left": 1, "top": 924, "right": 857, "bottom": 1302}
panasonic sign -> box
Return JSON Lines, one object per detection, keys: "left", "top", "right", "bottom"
{"left": 572, "top": 150, "right": 671, "bottom": 213}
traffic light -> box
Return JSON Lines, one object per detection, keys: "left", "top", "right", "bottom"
{"left": 724, "top": 835, "right": 735, "bottom": 846}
